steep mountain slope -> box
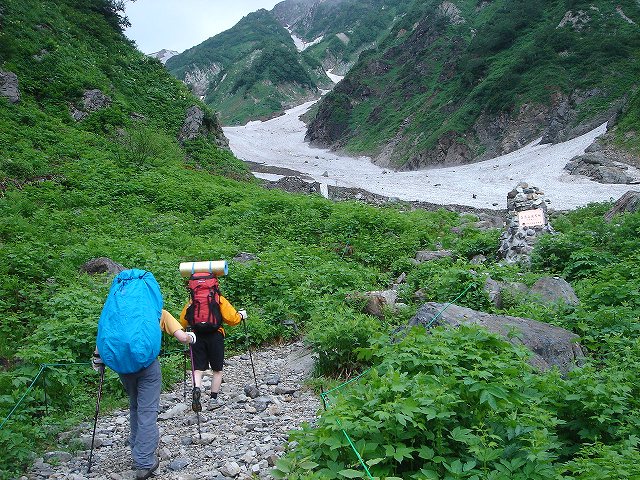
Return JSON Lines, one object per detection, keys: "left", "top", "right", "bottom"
{"left": 272, "top": 0, "right": 410, "bottom": 74}
{"left": 0, "top": 0, "right": 241, "bottom": 184}
{"left": 166, "top": 1, "right": 410, "bottom": 125}
{"left": 165, "top": 9, "right": 329, "bottom": 125}
{"left": 306, "top": 0, "right": 640, "bottom": 169}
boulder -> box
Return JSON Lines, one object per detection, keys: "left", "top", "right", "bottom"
{"left": 80, "top": 257, "right": 125, "bottom": 275}
{"left": 233, "top": 252, "right": 259, "bottom": 263}
{"left": 412, "top": 250, "right": 453, "bottom": 264}
{"left": 70, "top": 89, "right": 111, "bottom": 121}
{"left": 0, "top": 71, "right": 20, "bottom": 103}
{"left": 564, "top": 153, "right": 639, "bottom": 184}
{"left": 407, "top": 302, "right": 584, "bottom": 374}
{"left": 483, "top": 277, "right": 531, "bottom": 308}
{"left": 363, "top": 289, "right": 398, "bottom": 318}
{"left": 178, "top": 105, "right": 228, "bottom": 148}
{"left": 530, "top": 277, "right": 579, "bottom": 306}
{"left": 604, "top": 190, "right": 640, "bottom": 222}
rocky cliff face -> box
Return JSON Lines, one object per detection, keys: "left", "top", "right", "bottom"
{"left": 305, "top": 0, "right": 640, "bottom": 171}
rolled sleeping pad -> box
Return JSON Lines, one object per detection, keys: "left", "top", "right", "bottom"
{"left": 179, "top": 260, "right": 228, "bottom": 278}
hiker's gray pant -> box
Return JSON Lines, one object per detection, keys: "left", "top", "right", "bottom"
{"left": 119, "top": 359, "right": 161, "bottom": 469}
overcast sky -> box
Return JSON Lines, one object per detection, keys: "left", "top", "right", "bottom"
{"left": 124, "top": 0, "right": 282, "bottom": 54}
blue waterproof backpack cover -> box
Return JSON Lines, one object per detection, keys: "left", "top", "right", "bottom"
{"left": 97, "top": 269, "right": 163, "bottom": 374}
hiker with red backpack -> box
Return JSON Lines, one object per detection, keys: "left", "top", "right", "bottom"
{"left": 92, "top": 269, "right": 196, "bottom": 480}
{"left": 179, "top": 270, "right": 246, "bottom": 412}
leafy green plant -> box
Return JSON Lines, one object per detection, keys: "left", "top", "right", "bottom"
{"left": 277, "top": 326, "right": 561, "bottom": 479}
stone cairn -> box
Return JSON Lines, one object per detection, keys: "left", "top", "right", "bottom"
{"left": 498, "top": 183, "right": 554, "bottom": 263}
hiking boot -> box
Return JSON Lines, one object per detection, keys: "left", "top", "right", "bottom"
{"left": 192, "top": 387, "right": 202, "bottom": 412}
{"left": 135, "top": 456, "right": 159, "bottom": 479}
{"left": 209, "top": 394, "right": 223, "bottom": 410}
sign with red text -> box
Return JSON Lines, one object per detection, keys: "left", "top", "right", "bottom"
{"left": 518, "top": 208, "right": 546, "bottom": 227}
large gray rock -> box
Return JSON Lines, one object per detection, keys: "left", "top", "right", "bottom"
{"left": 178, "top": 105, "right": 228, "bottom": 148}
{"left": 70, "top": 89, "right": 111, "bottom": 121}
{"left": 564, "top": 153, "right": 640, "bottom": 184}
{"left": 408, "top": 302, "right": 584, "bottom": 374}
{"left": 530, "top": 277, "right": 580, "bottom": 306}
{"left": 80, "top": 257, "right": 125, "bottom": 275}
{"left": 0, "top": 70, "right": 20, "bottom": 103}
{"left": 483, "top": 278, "right": 528, "bottom": 308}
{"left": 604, "top": 190, "right": 640, "bottom": 222}
{"left": 412, "top": 250, "right": 453, "bottom": 264}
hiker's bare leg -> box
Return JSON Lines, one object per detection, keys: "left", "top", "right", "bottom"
{"left": 211, "top": 370, "right": 222, "bottom": 394}
{"left": 193, "top": 370, "right": 204, "bottom": 388}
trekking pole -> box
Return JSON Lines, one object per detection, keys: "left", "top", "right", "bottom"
{"left": 242, "top": 318, "right": 259, "bottom": 390}
{"left": 183, "top": 343, "right": 187, "bottom": 402}
{"left": 188, "top": 345, "right": 202, "bottom": 440}
{"left": 87, "top": 366, "right": 105, "bottom": 473}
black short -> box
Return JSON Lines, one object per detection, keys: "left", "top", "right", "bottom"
{"left": 191, "top": 330, "right": 224, "bottom": 371}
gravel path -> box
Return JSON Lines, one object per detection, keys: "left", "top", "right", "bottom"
{"left": 23, "top": 342, "right": 319, "bottom": 480}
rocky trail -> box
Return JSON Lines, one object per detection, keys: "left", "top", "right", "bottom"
{"left": 21, "top": 342, "right": 319, "bottom": 480}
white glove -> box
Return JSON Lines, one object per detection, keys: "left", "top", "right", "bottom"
{"left": 238, "top": 309, "right": 247, "bottom": 321}
{"left": 185, "top": 331, "right": 196, "bottom": 344}
{"left": 91, "top": 353, "right": 104, "bottom": 372}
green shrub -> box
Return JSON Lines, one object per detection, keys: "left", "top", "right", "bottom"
{"left": 306, "top": 309, "right": 383, "bottom": 377}
{"left": 276, "top": 326, "right": 560, "bottom": 479}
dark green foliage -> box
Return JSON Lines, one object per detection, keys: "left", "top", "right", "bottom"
{"left": 231, "top": 41, "right": 315, "bottom": 95}
{"left": 276, "top": 327, "right": 561, "bottom": 479}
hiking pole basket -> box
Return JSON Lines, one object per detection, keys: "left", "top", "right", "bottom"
{"left": 242, "top": 318, "right": 259, "bottom": 390}
{"left": 87, "top": 365, "right": 105, "bottom": 473}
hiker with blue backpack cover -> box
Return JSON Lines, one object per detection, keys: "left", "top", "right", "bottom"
{"left": 92, "top": 269, "right": 196, "bottom": 480}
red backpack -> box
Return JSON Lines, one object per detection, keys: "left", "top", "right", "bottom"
{"left": 185, "top": 273, "right": 223, "bottom": 333}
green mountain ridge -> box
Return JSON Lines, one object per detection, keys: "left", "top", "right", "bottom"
{"left": 166, "top": 0, "right": 410, "bottom": 125}
{"left": 167, "top": 0, "right": 640, "bottom": 169}
{"left": 307, "top": 0, "right": 640, "bottom": 168}
{"left": 166, "top": 9, "right": 330, "bottom": 125}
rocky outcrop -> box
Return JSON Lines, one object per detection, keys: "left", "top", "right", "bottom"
{"left": 439, "top": 2, "right": 465, "bottom": 24}
{"left": 79, "top": 257, "right": 126, "bottom": 276}
{"left": 557, "top": 10, "right": 591, "bottom": 30}
{"left": 408, "top": 302, "right": 584, "bottom": 375}
{"left": 604, "top": 190, "right": 640, "bottom": 222}
{"left": 69, "top": 89, "right": 112, "bottom": 121}
{"left": 540, "top": 90, "right": 623, "bottom": 145}
{"left": 183, "top": 64, "right": 222, "bottom": 98}
{"left": 0, "top": 70, "right": 20, "bottom": 103}
{"left": 565, "top": 153, "right": 640, "bottom": 184}
{"left": 178, "top": 105, "right": 228, "bottom": 148}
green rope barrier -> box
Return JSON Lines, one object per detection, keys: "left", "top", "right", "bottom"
{"left": 337, "top": 418, "right": 375, "bottom": 480}
{"left": 320, "top": 367, "right": 372, "bottom": 400}
{"left": 0, "top": 362, "right": 96, "bottom": 430}
{"left": 0, "top": 364, "right": 47, "bottom": 431}
{"left": 424, "top": 282, "right": 475, "bottom": 329}
{"left": 0, "top": 346, "right": 191, "bottom": 431}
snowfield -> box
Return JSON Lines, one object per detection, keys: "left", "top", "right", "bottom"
{"left": 224, "top": 100, "right": 632, "bottom": 211}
